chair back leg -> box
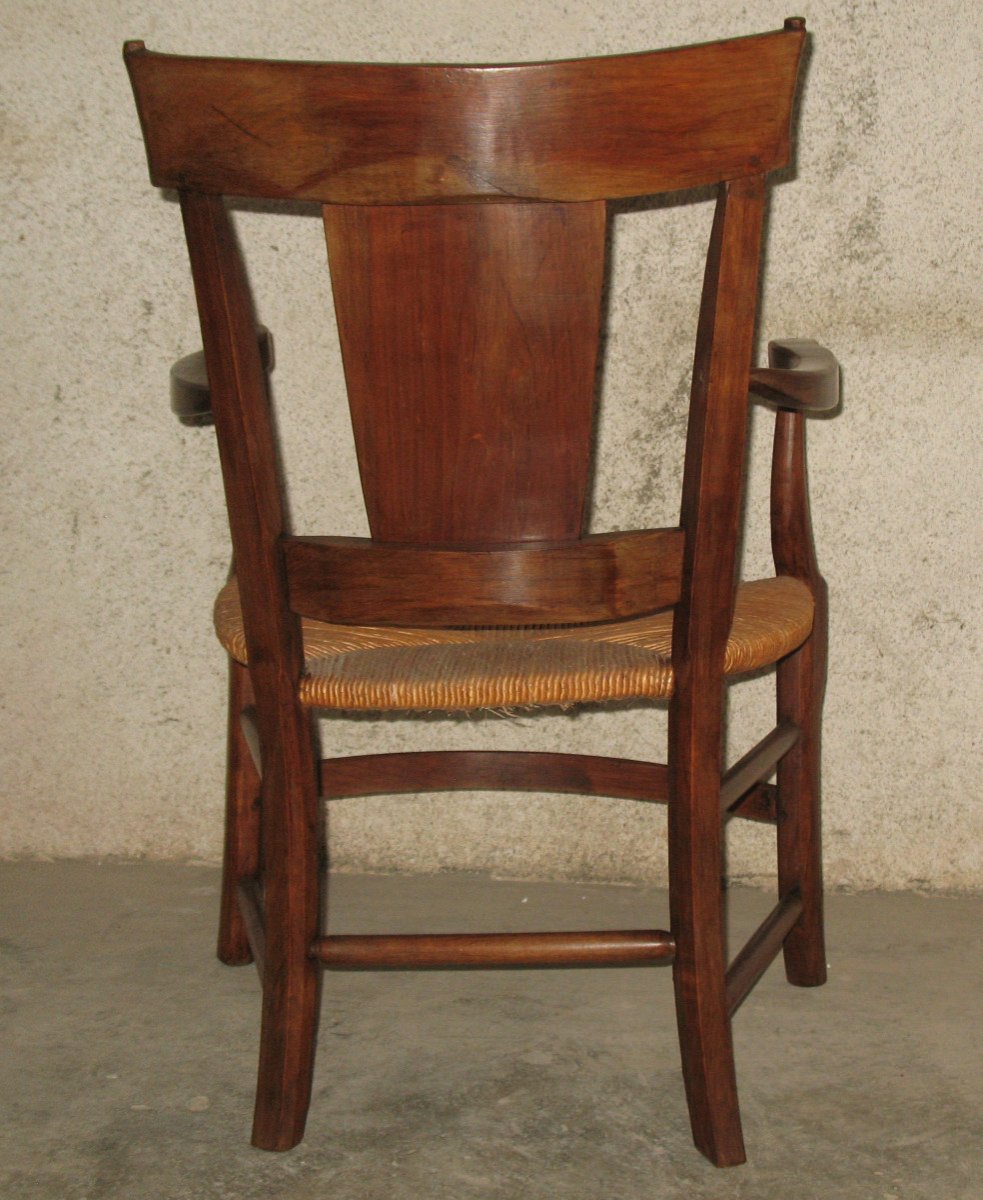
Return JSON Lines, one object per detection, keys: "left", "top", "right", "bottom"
{"left": 668, "top": 692, "right": 747, "bottom": 1167}
{"left": 250, "top": 703, "right": 323, "bottom": 1151}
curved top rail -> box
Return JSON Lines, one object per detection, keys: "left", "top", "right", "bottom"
{"left": 123, "top": 26, "right": 805, "bottom": 204}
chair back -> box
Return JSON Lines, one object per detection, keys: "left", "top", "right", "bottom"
{"left": 125, "top": 24, "right": 804, "bottom": 664}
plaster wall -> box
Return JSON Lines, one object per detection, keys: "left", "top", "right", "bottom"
{"left": 1, "top": 0, "right": 980, "bottom": 889}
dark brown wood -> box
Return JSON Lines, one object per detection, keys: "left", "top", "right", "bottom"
{"left": 324, "top": 202, "right": 605, "bottom": 545}
{"left": 725, "top": 891, "right": 804, "bottom": 1016}
{"left": 749, "top": 338, "right": 839, "bottom": 414}
{"left": 321, "top": 750, "right": 670, "bottom": 802}
{"left": 124, "top": 28, "right": 804, "bottom": 204}
{"left": 321, "top": 752, "right": 781, "bottom": 825}
{"left": 170, "top": 326, "right": 273, "bottom": 426}
{"left": 218, "top": 658, "right": 261, "bottom": 965}
{"left": 719, "top": 722, "right": 800, "bottom": 815}
{"left": 668, "top": 175, "right": 768, "bottom": 1167}
{"left": 237, "top": 877, "right": 267, "bottom": 980}
{"left": 179, "top": 191, "right": 322, "bottom": 1152}
{"left": 286, "top": 530, "right": 683, "bottom": 626}
{"left": 771, "top": 406, "right": 826, "bottom": 583}
{"left": 240, "top": 705, "right": 263, "bottom": 777}
{"left": 126, "top": 20, "right": 828, "bottom": 1170}
{"left": 728, "top": 781, "right": 779, "bottom": 824}
{"left": 312, "top": 930, "right": 675, "bottom": 969}
{"left": 772, "top": 403, "right": 828, "bottom": 987}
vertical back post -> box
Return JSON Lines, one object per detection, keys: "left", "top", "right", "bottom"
{"left": 179, "top": 190, "right": 322, "bottom": 1149}
{"left": 668, "top": 175, "right": 768, "bottom": 1166}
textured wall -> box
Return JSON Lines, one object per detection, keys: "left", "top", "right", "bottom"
{"left": 1, "top": 0, "right": 980, "bottom": 889}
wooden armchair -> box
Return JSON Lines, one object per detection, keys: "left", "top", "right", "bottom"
{"left": 125, "top": 18, "right": 839, "bottom": 1167}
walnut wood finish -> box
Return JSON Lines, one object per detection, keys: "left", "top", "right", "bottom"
{"left": 312, "top": 930, "right": 675, "bottom": 969}
{"left": 170, "top": 326, "right": 273, "bottom": 426}
{"left": 719, "top": 721, "right": 799, "bottom": 814}
{"left": 668, "top": 174, "right": 767, "bottom": 1166}
{"left": 320, "top": 748, "right": 778, "bottom": 825}
{"left": 217, "top": 659, "right": 261, "bottom": 965}
{"left": 239, "top": 704, "right": 263, "bottom": 777}
{"left": 725, "top": 890, "right": 804, "bottom": 1016}
{"left": 771, "top": 391, "right": 829, "bottom": 987}
{"left": 286, "top": 530, "right": 683, "bottom": 626}
{"left": 321, "top": 750, "right": 670, "bottom": 803}
{"left": 749, "top": 338, "right": 840, "bottom": 414}
{"left": 125, "top": 19, "right": 834, "bottom": 1168}
{"left": 237, "top": 877, "right": 267, "bottom": 980}
{"left": 324, "top": 202, "right": 605, "bottom": 544}
{"left": 179, "top": 190, "right": 322, "bottom": 1151}
{"left": 124, "top": 29, "right": 803, "bottom": 203}
{"left": 729, "top": 781, "right": 779, "bottom": 824}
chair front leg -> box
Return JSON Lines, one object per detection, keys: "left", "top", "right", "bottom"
{"left": 218, "top": 657, "right": 261, "bottom": 965}
{"left": 776, "top": 580, "right": 828, "bottom": 986}
{"left": 771, "top": 407, "right": 829, "bottom": 987}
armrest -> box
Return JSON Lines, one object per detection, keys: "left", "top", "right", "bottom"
{"left": 749, "top": 338, "right": 839, "bottom": 414}
{"left": 170, "top": 326, "right": 274, "bottom": 426}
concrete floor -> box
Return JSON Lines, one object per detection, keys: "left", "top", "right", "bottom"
{"left": 1, "top": 863, "right": 980, "bottom": 1199}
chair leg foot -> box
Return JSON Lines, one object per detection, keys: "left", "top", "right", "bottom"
{"left": 783, "top": 906, "right": 827, "bottom": 988}
{"left": 251, "top": 953, "right": 321, "bottom": 1151}
{"left": 673, "top": 967, "right": 747, "bottom": 1167}
{"left": 777, "top": 608, "right": 828, "bottom": 989}
{"left": 218, "top": 658, "right": 261, "bottom": 966}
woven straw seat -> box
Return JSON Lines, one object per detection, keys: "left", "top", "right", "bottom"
{"left": 215, "top": 575, "right": 814, "bottom": 711}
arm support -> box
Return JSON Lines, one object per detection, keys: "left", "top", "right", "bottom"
{"left": 763, "top": 336, "right": 839, "bottom": 582}
{"left": 749, "top": 338, "right": 839, "bottom": 414}
{"left": 170, "top": 325, "right": 274, "bottom": 426}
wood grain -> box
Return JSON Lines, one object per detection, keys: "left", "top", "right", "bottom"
{"left": 725, "top": 890, "right": 804, "bottom": 1016}
{"left": 772, "top": 399, "right": 829, "bottom": 987}
{"left": 179, "top": 191, "right": 323, "bottom": 1152}
{"left": 320, "top": 750, "right": 670, "bottom": 803}
{"left": 319, "top": 750, "right": 782, "bottom": 824}
{"left": 667, "top": 175, "right": 767, "bottom": 1167}
{"left": 324, "top": 201, "right": 605, "bottom": 544}
{"left": 285, "top": 530, "right": 683, "bottom": 626}
{"left": 217, "top": 658, "right": 261, "bottom": 965}
{"left": 125, "top": 28, "right": 803, "bottom": 203}
{"left": 237, "top": 877, "right": 267, "bottom": 981}
{"left": 312, "top": 930, "right": 675, "bottom": 969}
{"left": 718, "top": 721, "right": 799, "bottom": 814}
{"left": 170, "top": 325, "right": 273, "bottom": 426}
{"left": 125, "top": 18, "right": 829, "bottom": 1168}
